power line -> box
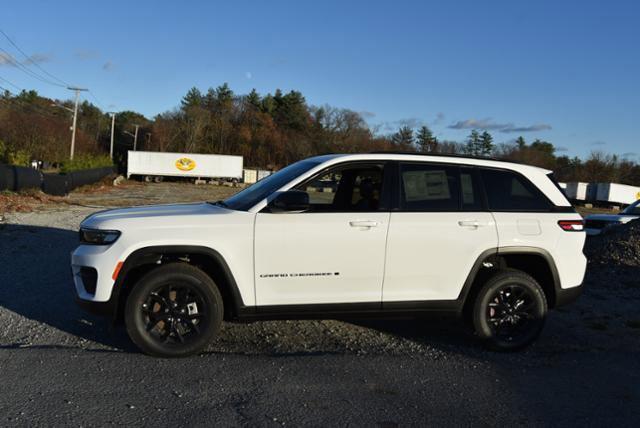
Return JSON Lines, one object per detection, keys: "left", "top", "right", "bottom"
{"left": 0, "top": 29, "right": 70, "bottom": 87}
{"left": 0, "top": 75, "right": 22, "bottom": 91}
{"left": 0, "top": 46, "right": 66, "bottom": 88}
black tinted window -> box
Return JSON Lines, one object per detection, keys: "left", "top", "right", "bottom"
{"left": 295, "top": 163, "right": 385, "bottom": 212}
{"left": 399, "top": 163, "right": 460, "bottom": 211}
{"left": 481, "top": 169, "right": 550, "bottom": 211}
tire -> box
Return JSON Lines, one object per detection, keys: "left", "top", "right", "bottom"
{"left": 144, "top": 175, "right": 153, "bottom": 183}
{"left": 153, "top": 176, "right": 163, "bottom": 183}
{"left": 472, "top": 269, "right": 547, "bottom": 351}
{"left": 124, "top": 263, "right": 223, "bottom": 357}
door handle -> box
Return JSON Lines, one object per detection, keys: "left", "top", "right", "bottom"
{"left": 458, "top": 220, "right": 484, "bottom": 228}
{"left": 349, "top": 220, "right": 379, "bottom": 228}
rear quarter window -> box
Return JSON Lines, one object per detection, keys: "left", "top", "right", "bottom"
{"left": 481, "top": 169, "right": 551, "bottom": 212}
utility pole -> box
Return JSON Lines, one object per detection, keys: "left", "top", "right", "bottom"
{"left": 67, "top": 87, "right": 88, "bottom": 160}
{"left": 108, "top": 112, "right": 117, "bottom": 160}
{"left": 124, "top": 124, "right": 140, "bottom": 151}
{"left": 133, "top": 124, "right": 139, "bottom": 151}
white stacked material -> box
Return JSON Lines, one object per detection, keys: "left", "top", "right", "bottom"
{"left": 243, "top": 169, "right": 258, "bottom": 184}
{"left": 564, "top": 182, "right": 589, "bottom": 201}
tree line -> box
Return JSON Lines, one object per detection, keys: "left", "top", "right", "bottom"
{"left": 0, "top": 85, "right": 638, "bottom": 186}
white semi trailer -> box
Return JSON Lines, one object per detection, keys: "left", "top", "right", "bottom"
{"left": 596, "top": 182, "right": 640, "bottom": 206}
{"left": 127, "top": 151, "right": 243, "bottom": 182}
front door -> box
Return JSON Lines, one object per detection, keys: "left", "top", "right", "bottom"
{"left": 254, "top": 162, "right": 390, "bottom": 306}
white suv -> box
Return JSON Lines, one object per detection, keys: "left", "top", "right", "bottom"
{"left": 72, "top": 153, "right": 587, "bottom": 357}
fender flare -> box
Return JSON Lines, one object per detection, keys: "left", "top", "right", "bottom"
{"left": 110, "top": 245, "right": 248, "bottom": 320}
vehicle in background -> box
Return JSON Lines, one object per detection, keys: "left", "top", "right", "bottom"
{"left": 127, "top": 151, "right": 243, "bottom": 183}
{"left": 584, "top": 199, "right": 640, "bottom": 235}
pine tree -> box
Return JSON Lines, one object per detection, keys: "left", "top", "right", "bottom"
{"left": 464, "top": 130, "right": 481, "bottom": 155}
{"left": 416, "top": 125, "right": 438, "bottom": 152}
{"left": 181, "top": 87, "right": 203, "bottom": 109}
{"left": 246, "top": 89, "right": 261, "bottom": 109}
{"left": 392, "top": 126, "right": 414, "bottom": 149}
{"left": 479, "top": 131, "right": 494, "bottom": 156}
{"left": 515, "top": 136, "right": 526, "bottom": 149}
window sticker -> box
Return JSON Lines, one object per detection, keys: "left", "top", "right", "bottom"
{"left": 403, "top": 170, "right": 450, "bottom": 201}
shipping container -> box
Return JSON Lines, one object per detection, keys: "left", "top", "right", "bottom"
{"left": 127, "top": 151, "right": 243, "bottom": 180}
{"left": 595, "top": 182, "right": 640, "bottom": 206}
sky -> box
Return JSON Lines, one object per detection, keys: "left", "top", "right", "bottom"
{"left": 0, "top": 0, "right": 638, "bottom": 159}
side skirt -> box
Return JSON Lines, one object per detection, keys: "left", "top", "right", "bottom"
{"left": 233, "top": 300, "right": 463, "bottom": 322}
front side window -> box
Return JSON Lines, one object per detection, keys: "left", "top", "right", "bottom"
{"left": 222, "top": 158, "right": 323, "bottom": 211}
{"left": 481, "top": 169, "right": 551, "bottom": 212}
{"left": 294, "top": 163, "right": 385, "bottom": 212}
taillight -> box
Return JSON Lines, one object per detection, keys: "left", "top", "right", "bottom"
{"left": 558, "top": 220, "right": 585, "bottom": 231}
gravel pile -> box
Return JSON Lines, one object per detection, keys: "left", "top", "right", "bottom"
{"left": 584, "top": 219, "right": 640, "bottom": 268}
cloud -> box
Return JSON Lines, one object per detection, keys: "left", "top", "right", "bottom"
{"left": 500, "top": 123, "right": 552, "bottom": 133}
{"left": 25, "top": 53, "right": 51, "bottom": 64}
{"left": 75, "top": 49, "right": 98, "bottom": 60}
{"left": 448, "top": 117, "right": 552, "bottom": 133}
{"left": 448, "top": 118, "right": 510, "bottom": 130}
{"left": 590, "top": 140, "right": 606, "bottom": 146}
{"left": 622, "top": 152, "right": 638, "bottom": 159}
{"left": 433, "top": 112, "right": 445, "bottom": 125}
{"left": 555, "top": 146, "right": 569, "bottom": 152}
{"left": 0, "top": 52, "right": 14, "bottom": 66}
{"left": 0, "top": 52, "right": 52, "bottom": 67}
{"left": 245, "top": 71, "right": 252, "bottom": 80}
{"left": 359, "top": 111, "right": 376, "bottom": 119}
{"left": 102, "top": 61, "right": 114, "bottom": 71}
{"left": 395, "top": 117, "right": 424, "bottom": 129}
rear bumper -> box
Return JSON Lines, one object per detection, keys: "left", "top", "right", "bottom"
{"left": 555, "top": 284, "right": 583, "bottom": 307}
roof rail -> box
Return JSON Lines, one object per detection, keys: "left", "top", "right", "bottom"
{"left": 368, "top": 151, "right": 526, "bottom": 165}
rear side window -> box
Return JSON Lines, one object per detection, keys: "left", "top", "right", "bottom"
{"left": 481, "top": 169, "right": 550, "bottom": 211}
{"left": 399, "top": 163, "right": 460, "bottom": 211}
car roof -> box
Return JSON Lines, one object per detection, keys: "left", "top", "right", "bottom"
{"left": 307, "top": 153, "right": 552, "bottom": 175}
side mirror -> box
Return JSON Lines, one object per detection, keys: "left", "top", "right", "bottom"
{"left": 270, "top": 190, "right": 310, "bottom": 213}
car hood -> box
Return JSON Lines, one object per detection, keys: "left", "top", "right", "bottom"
{"left": 81, "top": 202, "right": 227, "bottom": 228}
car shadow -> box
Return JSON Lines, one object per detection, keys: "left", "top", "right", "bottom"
{"left": 0, "top": 223, "right": 136, "bottom": 352}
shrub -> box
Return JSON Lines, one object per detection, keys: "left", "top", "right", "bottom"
{"left": 60, "top": 155, "right": 114, "bottom": 173}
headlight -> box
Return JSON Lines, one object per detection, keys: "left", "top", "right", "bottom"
{"left": 79, "top": 228, "right": 121, "bottom": 245}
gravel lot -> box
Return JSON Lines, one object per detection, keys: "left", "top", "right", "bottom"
{"left": 1, "top": 182, "right": 639, "bottom": 426}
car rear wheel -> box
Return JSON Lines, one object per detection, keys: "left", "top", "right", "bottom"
{"left": 124, "top": 263, "right": 223, "bottom": 357}
{"left": 472, "top": 269, "right": 547, "bottom": 351}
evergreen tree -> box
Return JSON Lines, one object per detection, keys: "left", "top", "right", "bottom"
{"left": 516, "top": 136, "right": 526, "bottom": 149}
{"left": 392, "top": 126, "right": 414, "bottom": 149}
{"left": 479, "top": 131, "right": 494, "bottom": 156}
{"left": 246, "top": 89, "right": 261, "bottom": 109}
{"left": 416, "top": 125, "right": 438, "bottom": 152}
{"left": 215, "top": 83, "right": 233, "bottom": 105}
{"left": 464, "top": 130, "right": 481, "bottom": 155}
{"left": 181, "top": 87, "right": 203, "bottom": 109}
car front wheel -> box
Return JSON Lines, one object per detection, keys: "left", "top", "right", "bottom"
{"left": 472, "top": 269, "right": 547, "bottom": 351}
{"left": 124, "top": 263, "right": 223, "bottom": 357}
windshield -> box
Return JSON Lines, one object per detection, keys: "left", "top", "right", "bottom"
{"left": 622, "top": 199, "right": 640, "bottom": 215}
{"left": 221, "top": 159, "right": 324, "bottom": 211}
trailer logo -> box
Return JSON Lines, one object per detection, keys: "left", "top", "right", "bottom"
{"left": 175, "top": 157, "right": 196, "bottom": 171}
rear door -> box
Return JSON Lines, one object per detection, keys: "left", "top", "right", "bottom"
{"left": 383, "top": 162, "right": 498, "bottom": 302}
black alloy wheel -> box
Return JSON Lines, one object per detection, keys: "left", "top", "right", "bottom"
{"left": 473, "top": 270, "right": 547, "bottom": 351}
{"left": 125, "top": 263, "right": 223, "bottom": 357}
